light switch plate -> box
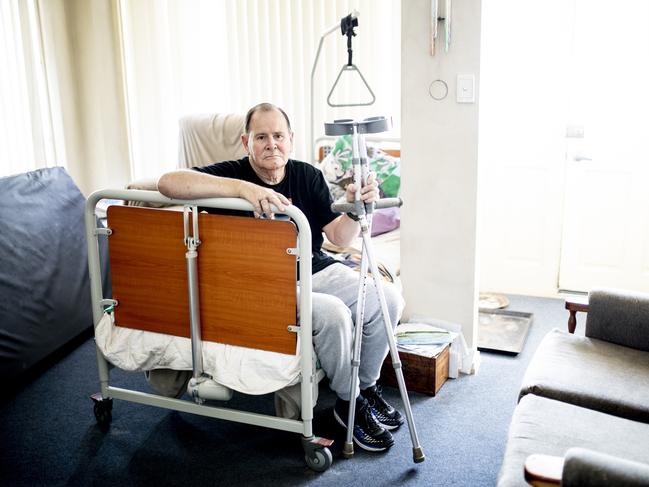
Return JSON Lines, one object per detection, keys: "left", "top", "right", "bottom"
{"left": 457, "top": 74, "right": 475, "bottom": 103}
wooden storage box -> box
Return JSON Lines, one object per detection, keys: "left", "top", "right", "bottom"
{"left": 379, "top": 345, "right": 449, "bottom": 396}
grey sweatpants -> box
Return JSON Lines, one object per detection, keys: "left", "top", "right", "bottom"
{"left": 311, "top": 263, "right": 404, "bottom": 401}
{"left": 147, "top": 263, "right": 404, "bottom": 401}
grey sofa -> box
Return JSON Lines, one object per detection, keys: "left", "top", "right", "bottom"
{"left": 498, "top": 289, "right": 649, "bottom": 486}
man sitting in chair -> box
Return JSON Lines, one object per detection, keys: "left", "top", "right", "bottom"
{"left": 154, "top": 102, "right": 404, "bottom": 452}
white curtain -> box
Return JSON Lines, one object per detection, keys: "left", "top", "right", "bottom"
{"left": 0, "top": 0, "right": 62, "bottom": 178}
{"left": 118, "top": 0, "right": 401, "bottom": 180}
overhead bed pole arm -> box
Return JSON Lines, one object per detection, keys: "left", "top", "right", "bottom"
{"left": 309, "top": 10, "right": 359, "bottom": 163}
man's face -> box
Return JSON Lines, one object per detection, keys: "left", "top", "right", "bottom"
{"left": 242, "top": 109, "right": 294, "bottom": 174}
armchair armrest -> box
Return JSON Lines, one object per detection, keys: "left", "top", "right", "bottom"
{"left": 126, "top": 177, "right": 158, "bottom": 192}
{"left": 124, "top": 178, "right": 170, "bottom": 208}
{"left": 586, "top": 288, "right": 649, "bottom": 352}
{"left": 525, "top": 449, "right": 649, "bottom": 487}
{"left": 563, "top": 448, "right": 649, "bottom": 486}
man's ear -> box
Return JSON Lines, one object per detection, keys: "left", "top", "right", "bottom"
{"left": 241, "top": 134, "right": 250, "bottom": 153}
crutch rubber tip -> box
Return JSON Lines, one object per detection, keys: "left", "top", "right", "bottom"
{"left": 342, "top": 442, "right": 354, "bottom": 459}
{"left": 413, "top": 447, "right": 426, "bottom": 463}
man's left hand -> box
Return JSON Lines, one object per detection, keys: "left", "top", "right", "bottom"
{"left": 345, "top": 173, "right": 379, "bottom": 204}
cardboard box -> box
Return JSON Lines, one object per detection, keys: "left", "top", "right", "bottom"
{"left": 379, "top": 345, "right": 449, "bottom": 396}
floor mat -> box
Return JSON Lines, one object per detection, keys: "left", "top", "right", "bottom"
{"left": 478, "top": 309, "right": 533, "bottom": 355}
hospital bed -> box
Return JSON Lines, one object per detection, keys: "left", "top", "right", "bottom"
{"left": 85, "top": 189, "right": 333, "bottom": 471}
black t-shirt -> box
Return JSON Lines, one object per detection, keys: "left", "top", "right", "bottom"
{"left": 193, "top": 157, "right": 340, "bottom": 274}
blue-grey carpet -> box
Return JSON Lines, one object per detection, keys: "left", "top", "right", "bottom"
{"left": 0, "top": 295, "right": 586, "bottom": 486}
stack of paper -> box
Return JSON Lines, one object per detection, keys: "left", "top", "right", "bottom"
{"left": 394, "top": 323, "right": 458, "bottom": 357}
{"left": 396, "top": 323, "right": 456, "bottom": 345}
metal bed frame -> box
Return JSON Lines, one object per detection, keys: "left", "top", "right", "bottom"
{"left": 84, "top": 189, "right": 333, "bottom": 471}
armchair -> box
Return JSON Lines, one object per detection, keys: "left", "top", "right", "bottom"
{"left": 125, "top": 112, "right": 246, "bottom": 200}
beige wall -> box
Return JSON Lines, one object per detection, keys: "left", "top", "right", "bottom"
{"left": 400, "top": 0, "right": 482, "bottom": 368}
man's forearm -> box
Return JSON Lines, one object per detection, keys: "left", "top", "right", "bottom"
{"left": 157, "top": 169, "right": 289, "bottom": 217}
{"left": 324, "top": 214, "right": 360, "bottom": 248}
{"left": 157, "top": 169, "right": 244, "bottom": 199}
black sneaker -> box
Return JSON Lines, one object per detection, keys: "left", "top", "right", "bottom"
{"left": 333, "top": 397, "right": 394, "bottom": 452}
{"left": 361, "top": 385, "right": 405, "bottom": 431}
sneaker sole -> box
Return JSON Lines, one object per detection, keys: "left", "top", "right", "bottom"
{"left": 371, "top": 409, "right": 404, "bottom": 431}
{"left": 333, "top": 410, "right": 393, "bottom": 452}
{"left": 353, "top": 435, "right": 393, "bottom": 452}
{"left": 363, "top": 397, "right": 405, "bottom": 431}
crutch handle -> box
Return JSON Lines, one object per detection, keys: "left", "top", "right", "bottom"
{"left": 331, "top": 197, "right": 402, "bottom": 215}
{"left": 331, "top": 202, "right": 356, "bottom": 214}
{"left": 324, "top": 116, "right": 392, "bottom": 136}
{"left": 375, "top": 197, "right": 403, "bottom": 209}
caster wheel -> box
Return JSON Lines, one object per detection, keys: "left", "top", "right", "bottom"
{"left": 92, "top": 397, "right": 113, "bottom": 427}
{"left": 305, "top": 447, "right": 332, "bottom": 472}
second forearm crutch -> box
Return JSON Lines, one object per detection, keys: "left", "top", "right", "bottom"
{"left": 325, "top": 117, "right": 425, "bottom": 464}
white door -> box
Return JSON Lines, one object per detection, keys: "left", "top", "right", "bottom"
{"left": 478, "top": 0, "right": 573, "bottom": 297}
{"left": 558, "top": 1, "right": 649, "bottom": 293}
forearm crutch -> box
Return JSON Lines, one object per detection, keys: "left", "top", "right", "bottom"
{"left": 325, "top": 117, "right": 425, "bottom": 463}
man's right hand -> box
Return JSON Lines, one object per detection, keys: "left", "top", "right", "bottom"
{"left": 238, "top": 180, "right": 290, "bottom": 218}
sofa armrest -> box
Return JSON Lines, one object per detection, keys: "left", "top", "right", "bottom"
{"left": 586, "top": 288, "right": 649, "bottom": 352}
{"left": 562, "top": 448, "right": 649, "bottom": 487}
{"left": 524, "top": 454, "right": 563, "bottom": 486}
{"left": 525, "top": 449, "right": 649, "bottom": 487}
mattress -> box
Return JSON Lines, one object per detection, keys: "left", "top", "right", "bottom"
{"left": 94, "top": 313, "right": 303, "bottom": 395}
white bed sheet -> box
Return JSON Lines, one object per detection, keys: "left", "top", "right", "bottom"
{"left": 94, "top": 313, "right": 303, "bottom": 395}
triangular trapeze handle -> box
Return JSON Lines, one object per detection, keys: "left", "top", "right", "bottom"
{"left": 326, "top": 64, "right": 376, "bottom": 108}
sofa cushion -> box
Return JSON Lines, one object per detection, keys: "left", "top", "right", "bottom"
{"left": 497, "top": 395, "right": 649, "bottom": 487}
{"left": 519, "top": 328, "right": 649, "bottom": 423}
